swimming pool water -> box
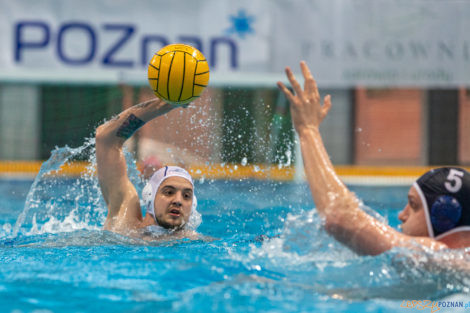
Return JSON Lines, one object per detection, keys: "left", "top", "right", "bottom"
{"left": 1, "top": 156, "right": 469, "bottom": 313}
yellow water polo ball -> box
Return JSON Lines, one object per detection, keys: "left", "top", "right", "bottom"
{"left": 148, "top": 44, "right": 210, "bottom": 105}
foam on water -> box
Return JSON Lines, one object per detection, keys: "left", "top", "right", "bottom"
{"left": 225, "top": 201, "right": 470, "bottom": 301}
{"left": 10, "top": 137, "right": 143, "bottom": 238}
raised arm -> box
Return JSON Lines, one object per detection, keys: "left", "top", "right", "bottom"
{"left": 277, "top": 61, "right": 445, "bottom": 255}
{"left": 95, "top": 97, "right": 175, "bottom": 231}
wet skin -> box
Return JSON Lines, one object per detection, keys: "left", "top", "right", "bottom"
{"left": 153, "top": 176, "right": 193, "bottom": 229}
{"left": 398, "top": 186, "right": 429, "bottom": 237}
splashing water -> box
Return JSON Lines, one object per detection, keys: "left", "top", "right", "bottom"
{"left": 11, "top": 137, "right": 143, "bottom": 238}
{"left": 231, "top": 200, "right": 470, "bottom": 301}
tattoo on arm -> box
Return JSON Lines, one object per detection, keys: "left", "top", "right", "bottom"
{"left": 116, "top": 114, "right": 145, "bottom": 139}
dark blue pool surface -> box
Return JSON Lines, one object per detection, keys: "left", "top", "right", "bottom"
{"left": 0, "top": 177, "right": 469, "bottom": 313}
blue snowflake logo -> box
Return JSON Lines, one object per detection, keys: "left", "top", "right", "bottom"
{"left": 226, "top": 9, "right": 255, "bottom": 39}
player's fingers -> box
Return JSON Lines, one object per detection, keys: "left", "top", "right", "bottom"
{"left": 300, "top": 61, "right": 312, "bottom": 78}
{"left": 277, "top": 81, "right": 295, "bottom": 103}
{"left": 300, "top": 61, "right": 318, "bottom": 95}
{"left": 285, "top": 67, "right": 303, "bottom": 97}
{"left": 322, "top": 95, "right": 332, "bottom": 118}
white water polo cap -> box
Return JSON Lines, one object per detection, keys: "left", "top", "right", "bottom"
{"left": 142, "top": 166, "right": 201, "bottom": 230}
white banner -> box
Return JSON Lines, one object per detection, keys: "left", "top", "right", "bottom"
{"left": 0, "top": 0, "right": 469, "bottom": 87}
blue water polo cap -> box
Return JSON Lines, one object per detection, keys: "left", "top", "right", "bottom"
{"left": 413, "top": 167, "right": 470, "bottom": 239}
{"left": 430, "top": 195, "right": 462, "bottom": 234}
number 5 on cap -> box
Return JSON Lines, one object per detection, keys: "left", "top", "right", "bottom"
{"left": 445, "top": 169, "right": 464, "bottom": 193}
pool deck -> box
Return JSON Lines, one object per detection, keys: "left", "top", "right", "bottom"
{"left": 1, "top": 161, "right": 468, "bottom": 185}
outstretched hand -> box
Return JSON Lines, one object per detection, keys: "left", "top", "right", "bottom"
{"left": 277, "top": 61, "right": 331, "bottom": 133}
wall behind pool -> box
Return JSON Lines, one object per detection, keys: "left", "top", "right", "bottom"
{"left": 1, "top": 1, "right": 470, "bottom": 166}
{"left": 0, "top": 85, "right": 469, "bottom": 167}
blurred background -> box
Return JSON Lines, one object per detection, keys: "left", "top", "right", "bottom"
{"left": 0, "top": 0, "right": 469, "bottom": 179}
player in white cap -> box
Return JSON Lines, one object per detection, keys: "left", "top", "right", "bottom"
{"left": 95, "top": 97, "right": 201, "bottom": 237}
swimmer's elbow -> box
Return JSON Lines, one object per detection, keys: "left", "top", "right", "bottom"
{"left": 323, "top": 215, "right": 352, "bottom": 247}
{"left": 323, "top": 215, "right": 391, "bottom": 256}
{"left": 95, "top": 124, "right": 115, "bottom": 147}
{"left": 95, "top": 124, "right": 105, "bottom": 142}
{"left": 95, "top": 124, "right": 107, "bottom": 141}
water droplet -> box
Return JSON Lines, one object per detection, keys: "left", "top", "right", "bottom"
{"left": 241, "top": 157, "right": 247, "bottom": 166}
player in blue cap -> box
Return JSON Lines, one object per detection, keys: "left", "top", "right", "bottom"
{"left": 409, "top": 168, "right": 470, "bottom": 244}
{"left": 277, "top": 61, "right": 470, "bottom": 255}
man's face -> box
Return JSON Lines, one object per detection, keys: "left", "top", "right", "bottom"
{"left": 153, "top": 176, "right": 193, "bottom": 229}
{"left": 398, "top": 186, "right": 429, "bottom": 237}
